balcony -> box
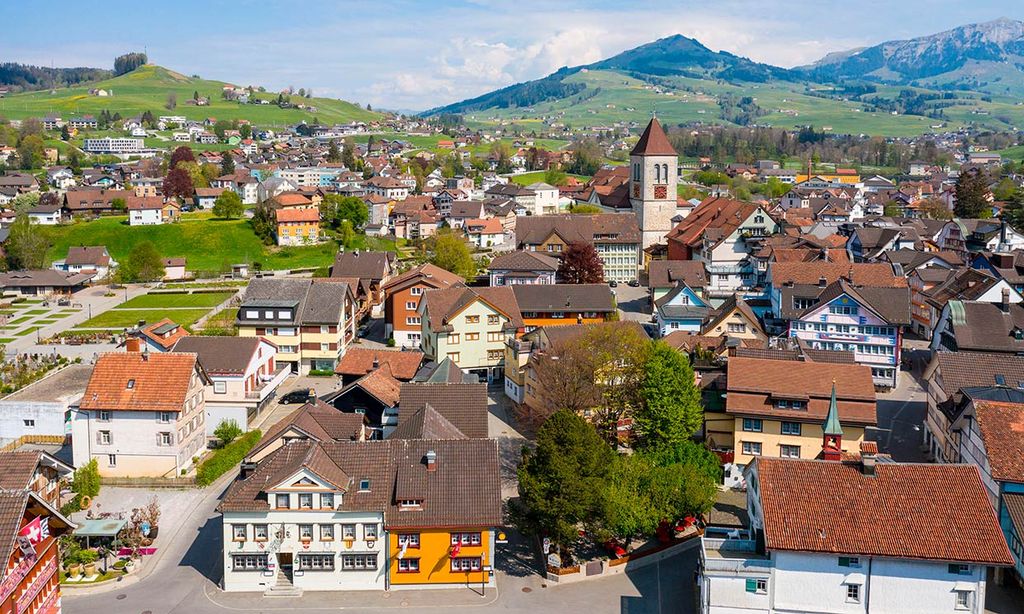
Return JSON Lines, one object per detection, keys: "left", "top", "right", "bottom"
{"left": 701, "top": 537, "right": 773, "bottom": 573}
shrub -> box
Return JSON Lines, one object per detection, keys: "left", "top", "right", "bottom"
{"left": 386, "top": 337, "right": 396, "bottom": 347}
{"left": 308, "top": 368, "right": 335, "bottom": 377}
{"left": 214, "top": 419, "right": 243, "bottom": 445}
{"left": 195, "top": 430, "right": 261, "bottom": 486}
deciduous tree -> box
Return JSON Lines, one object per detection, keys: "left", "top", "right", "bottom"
{"left": 429, "top": 229, "right": 476, "bottom": 280}
{"left": 212, "top": 190, "right": 243, "bottom": 219}
{"left": 170, "top": 146, "right": 195, "bottom": 169}
{"left": 5, "top": 213, "right": 50, "bottom": 270}
{"left": 634, "top": 341, "right": 703, "bottom": 449}
{"left": 162, "top": 167, "right": 194, "bottom": 201}
{"left": 557, "top": 242, "right": 604, "bottom": 284}
{"left": 118, "top": 241, "right": 165, "bottom": 282}
{"left": 250, "top": 201, "right": 276, "bottom": 245}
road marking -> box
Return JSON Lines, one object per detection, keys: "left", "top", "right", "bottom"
{"left": 202, "top": 581, "right": 501, "bottom": 611}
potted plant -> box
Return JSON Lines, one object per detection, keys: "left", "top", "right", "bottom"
{"left": 81, "top": 549, "right": 99, "bottom": 577}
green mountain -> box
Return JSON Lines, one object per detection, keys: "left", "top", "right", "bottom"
{"left": 423, "top": 24, "right": 1024, "bottom": 136}
{"left": 0, "top": 64, "right": 380, "bottom": 126}
{"left": 801, "top": 18, "right": 1024, "bottom": 96}
{"left": 0, "top": 62, "right": 112, "bottom": 93}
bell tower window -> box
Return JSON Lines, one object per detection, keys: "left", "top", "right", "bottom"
{"left": 654, "top": 163, "right": 661, "bottom": 183}
{"left": 632, "top": 163, "right": 640, "bottom": 182}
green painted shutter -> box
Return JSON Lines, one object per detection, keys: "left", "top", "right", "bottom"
{"left": 745, "top": 578, "right": 757, "bottom": 592}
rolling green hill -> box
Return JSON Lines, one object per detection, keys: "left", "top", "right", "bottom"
{"left": 0, "top": 64, "right": 381, "bottom": 126}
{"left": 428, "top": 25, "right": 1024, "bottom": 136}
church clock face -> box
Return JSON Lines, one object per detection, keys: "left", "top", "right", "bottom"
{"left": 632, "top": 184, "right": 641, "bottom": 198}
{"left": 654, "top": 185, "right": 668, "bottom": 199}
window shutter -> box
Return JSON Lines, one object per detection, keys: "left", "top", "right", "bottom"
{"left": 95, "top": 431, "right": 102, "bottom": 445}
{"left": 745, "top": 578, "right": 757, "bottom": 593}
{"left": 839, "top": 557, "right": 850, "bottom": 567}
{"left": 157, "top": 433, "right": 163, "bottom": 446}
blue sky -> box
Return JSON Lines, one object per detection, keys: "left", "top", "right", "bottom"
{"left": 0, "top": 1, "right": 1019, "bottom": 111}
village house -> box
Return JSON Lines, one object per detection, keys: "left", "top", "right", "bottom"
{"left": 382, "top": 263, "right": 465, "bottom": 348}
{"left": 51, "top": 246, "right": 117, "bottom": 279}
{"left": 515, "top": 214, "right": 642, "bottom": 283}
{"left": 0, "top": 485, "right": 75, "bottom": 613}
{"left": 329, "top": 250, "right": 396, "bottom": 318}
{"left": 218, "top": 437, "right": 500, "bottom": 593}
{"left": 701, "top": 454, "right": 1012, "bottom": 614}
{"left": 127, "top": 196, "right": 180, "bottom": 226}
{"left": 712, "top": 356, "right": 876, "bottom": 487}
{"left": 172, "top": 336, "right": 289, "bottom": 435}
{"left": 236, "top": 278, "right": 357, "bottom": 374}
{"left": 71, "top": 351, "right": 210, "bottom": 478}
{"left": 487, "top": 251, "right": 559, "bottom": 286}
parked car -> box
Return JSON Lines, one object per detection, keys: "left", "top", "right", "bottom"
{"left": 608, "top": 280, "right": 618, "bottom": 287}
{"left": 627, "top": 279, "right": 640, "bottom": 287}
{"left": 280, "top": 388, "right": 315, "bottom": 404}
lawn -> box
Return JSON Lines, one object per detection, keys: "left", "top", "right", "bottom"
{"left": 0, "top": 339, "right": 14, "bottom": 344}
{"left": 15, "top": 327, "right": 41, "bottom": 337}
{"left": 24, "top": 309, "right": 49, "bottom": 315}
{"left": 73, "top": 308, "right": 211, "bottom": 331}
{"left": 510, "top": 171, "right": 591, "bottom": 186}
{"left": 43, "top": 214, "right": 357, "bottom": 272}
{"left": 118, "top": 292, "right": 235, "bottom": 309}
{"left": 35, "top": 319, "right": 59, "bottom": 324}
{"left": 6, "top": 317, "right": 31, "bottom": 325}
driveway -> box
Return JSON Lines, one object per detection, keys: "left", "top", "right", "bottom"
{"left": 614, "top": 284, "right": 652, "bottom": 323}
{"left": 869, "top": 368, "right": 927, "bottom": 462}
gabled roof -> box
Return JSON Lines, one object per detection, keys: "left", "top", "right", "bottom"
{"left": 334, "top": 347, "right": 423, "bottom": 380}
{"left": 797, "top": 278, "right": 912, "bottom": 326}
{"left": 65, "top": 246, "right": 111, "bottom": 266}
{"left": 171, "top": 336, "right": 262, "bottom": 375}
{"left": 943, "top": 300, "right": 1024, "bottom": 353}
{"left": 921, "top": 267, "right": 1000, "bottom": 310}
{"left": 275, "top": 207, "right": 320, "bottom": 223}
{"left": 487, "top": 250, "right": 559, "bottom": 273}
{"left": 388, "top": 403, "right": 467, "bottom": 440}
{"left": 931, "top": 351, "right": 1024, "bottom": 396}
{"left": 343, "top": 365, "right": 403, "bottom": 407}
{"left": 135, "top": 318, "right": 189, "bottom": 351}
{"left": 397, "top": 382, "right": 489, "bottom": 439}
{"left": 630, "top": 118, "right": 677, "bottom": 156}
{"left": 648, "top": 260, "right": 707, "bottom": 289}
{"left": 511, "top": 284, "right": 615, "bottom": 313}
{"left": 665, "top": 197, "right": 764, "bottom": 249}
{"left": 330, "top": 250, "right": 393, "bottom": 281}
{"left": 755, "top": 458, "right": 1013, "bottom": 565}
{"left": 515, "top": 214, "right": 641, "bottom": 246}
{"left": 972, "top": 400, "right": 1024, "bottom": 484}
{"left": 0, "top": 450, "right": 73, "bottom": 491}
{"left": 80, "top": 352, "right": 204, "bottom": 412}
{"left": 249, "top": 400, "right": 366, "bottom": 459}
{"left": 241, "top": 278, "right": 350, "bottom": 325}
{"left": 421, "top": 286, "right": 523, "bottom": 333}
{"left": 382, "top": 263, "right": 465, "bottom": 295}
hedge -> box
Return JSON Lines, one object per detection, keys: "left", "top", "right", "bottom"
{"left": 195, "top": 430, "right": 262, "bottom": 486}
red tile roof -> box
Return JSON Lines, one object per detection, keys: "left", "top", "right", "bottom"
{"left": 973, "top": 400, "right": 1024, "bottom": 484}
{"left": 335, "top": 347, "right": 423, "bottom": 380}
{"left": 630, "top": 118, "right": 677, "bottom": 156}
{"left": 770, "top": 262, "right": 906, "bottom": 288}
{"left": 275, "top": 208, "right": 320, "bottom": 223}
{"left": 81, "top": 352, "right": 202, "bottom": 412}
{"left": 136, "top": 318, "right": 190, "bottom": 350}
{"left": 755, "top": 458, "right": 1013, "bottom": 565}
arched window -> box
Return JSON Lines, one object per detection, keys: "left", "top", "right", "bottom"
{"left": 654, "top": 164, "right": 661, "bottom": 183}
{"left": 633, "top": 163, "right": 640, "bottom": 182}
{"left": 662, "top": 164, "right": 670, "bottom": 182}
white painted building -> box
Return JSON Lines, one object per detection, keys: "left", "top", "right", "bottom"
{"left": 71, "top": 352, "right": 210, "bottom": 478}
{"left": 524, "top": 182, "right": 559, "bottom": 215}
{"left": 0, "top": 365, "right": 92, "bottom": 445}
{"left": 700, "top": 453, "right": 1013, "bottom": 614}
{"left": 82, "top": 138, "right": 144, "bottom": 154}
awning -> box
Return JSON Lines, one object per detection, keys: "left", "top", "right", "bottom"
{"left": 73, "top": 518, "right": 127, "bottom": 538}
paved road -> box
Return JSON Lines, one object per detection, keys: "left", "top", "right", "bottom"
{"left": 870, "top": 366, "right": 928, "bottom": 462}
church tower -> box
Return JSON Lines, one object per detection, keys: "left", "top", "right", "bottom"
{"left": 821, "top": 380, "right": 844, "bottom": 461}
{"left": 630, "top": 117, "right": 678, "bottom": 249}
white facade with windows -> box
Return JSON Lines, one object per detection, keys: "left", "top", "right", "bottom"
{"left": 222, "top": 470, "right": 387, "bottom": 592}
{"left": 83, "top": 137, "right": 144, "bottom": 154}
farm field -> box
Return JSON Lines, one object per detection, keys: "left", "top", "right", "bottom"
{"left": 510, "top": 171, "right": 591, "bottom": 186}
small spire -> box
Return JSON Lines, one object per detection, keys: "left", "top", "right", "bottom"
{"left": 823, "top": 381, "right": 843, "bottom": 436}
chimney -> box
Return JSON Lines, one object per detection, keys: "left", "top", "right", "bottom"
{"left": 1001, "top": 287, "right": 1011, "bottom": 313}
{"left": 372, "top": 356, "right": 380, "bottom": 369}
{"left": 859, "top": 441, "right": 878, "bottom": 477}
{"left": 125, "top": 337, "right": 141, "bottom": 353}
{"left": 425, "top": 450, "right": 437, "bottom": 472}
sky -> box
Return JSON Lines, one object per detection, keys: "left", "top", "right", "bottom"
{"left": 1, "top": 1, "right": 1019, "bottom": 111}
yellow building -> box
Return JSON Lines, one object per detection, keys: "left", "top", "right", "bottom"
{"left": 388, "top": 528, "right": 494, "bottom": 586}
{"left": 795, "top": 171, "right": 861, "bottom": 185}
{"left": 722, "top": 356, "right": 877, "bottom": 470}
{"left": 700, "top": 295, "right": 767, "bottom": 342}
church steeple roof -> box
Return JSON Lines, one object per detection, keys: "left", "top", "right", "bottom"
{"left": 823, "top": 381, "right": 844, "bottom": 436}
{"left": 630, "top": 117, "right": 677, "bottom": 156}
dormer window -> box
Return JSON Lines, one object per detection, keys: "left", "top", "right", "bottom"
{"left": 126, "top": 379, "right": 135, "bottom": 390}
{"left": 399, "top": 499, "right": 422, "bottom": 509}
{"left": 275, "top": 493, "right": 290, "bottom": 509}
{"left": 321, "top": 492, "right": 334, "bottom": 509}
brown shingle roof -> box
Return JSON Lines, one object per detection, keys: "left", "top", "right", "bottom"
{"left": 330, "top": 250, "right": 393, "bottom": 281}
{"left": 382, "top": 263, "right": 465, "bottom": 295}
{"left": 511, "top": 284, "right": 615, "bottom": 313}
{"left": 726, "top": 356, "right": 876, "bottom": 426}
{"left": 515, "top": 213, "right": 641, "bottom": 246}
{"left": 755, "top": 458, "right": 1013, "bottom": 565}
{"left": 398, "top": 383, "right": 489, "bottom": 438}
{"left": 771, "top": 262, "right": 905, "bottom": 288}
{"left": 65, "top": 246, "right": 111, "bottom": 267}
{"left": 275, "top": 207, "right": 320, "bottom": 223}
{"left": 80, "top": 352, "right": 202, "bottom": 412}
{"left": 388, "top": 403, "right": 467, "bottom": 440}
{"left": 932, "top": 351, "right": 1024, "bottom": 396}
{"left": 249, "top": 401, "right": 366, "bottom": 459}
{"left": 420, "top": 286, "right": 523, "bottom": 333}
{"left": 973, "top": 400, "right": 1024, "bottom": 484}
{"left": 648, "top": 260, "right": 707, "bottom": 289}
{"left": 348, "top": 366, "right": 403, "bottom": 407}
{"left": 487, "top": 250, "right": 559, "bottom": 273}
{"left": 334, "top": 347, "right": 423, "bottom": 380}
{"left": 666, "top": 197, "right": 762, "bottom": 249}
{"left": 171, "top": 336, "right": 261, "bottom": 375}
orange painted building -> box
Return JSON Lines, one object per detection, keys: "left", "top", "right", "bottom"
{"left": 0, "top": 491, "right": 74, "bottom": 614}
{"left": 382, "top": 263, "right": 465, "bottom": 348}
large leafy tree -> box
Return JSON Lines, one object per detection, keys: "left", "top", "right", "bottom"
{"left": 320, "top": 194, "right": 368, "bottom": 230}
{"left": 5, "top": 213, "right": 50, "bottom": 270}
{"left": 169, "top": 145, "right": 195, "bottom": 169}
{"left": 634, "top": 341, "right": 704, "bottom": 448}
{"left": 163, "top": 167, "right": 194, "bottom": 201}
{"left": 250, "top": 201, "right": 276, "bottom": 245}
{"left": 557, "top": 242, "right": 604, "bottom": 284}
{"left": 429, "top": 229, "right": 476, "bottom": 280}
{"left": 212, "top": 190, "right": 244, "bottom": 219}
{"left": 118, "top": 241, "right": 165, "bottom": 282}
{"left": 517, "top": 410, "right": 615, "bottom": 548}
{"left": 954, "top": 168, "right": 991, "bottom": 218}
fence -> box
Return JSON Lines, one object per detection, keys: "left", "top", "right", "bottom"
{"left": 99, "top": 476, "right": 196, "bottom": 488}
{"left": 545, "top": 529, "right": 704, "bottom": 584}
{"left": 0, "top": 435, "right": 66, "bottom": 453}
